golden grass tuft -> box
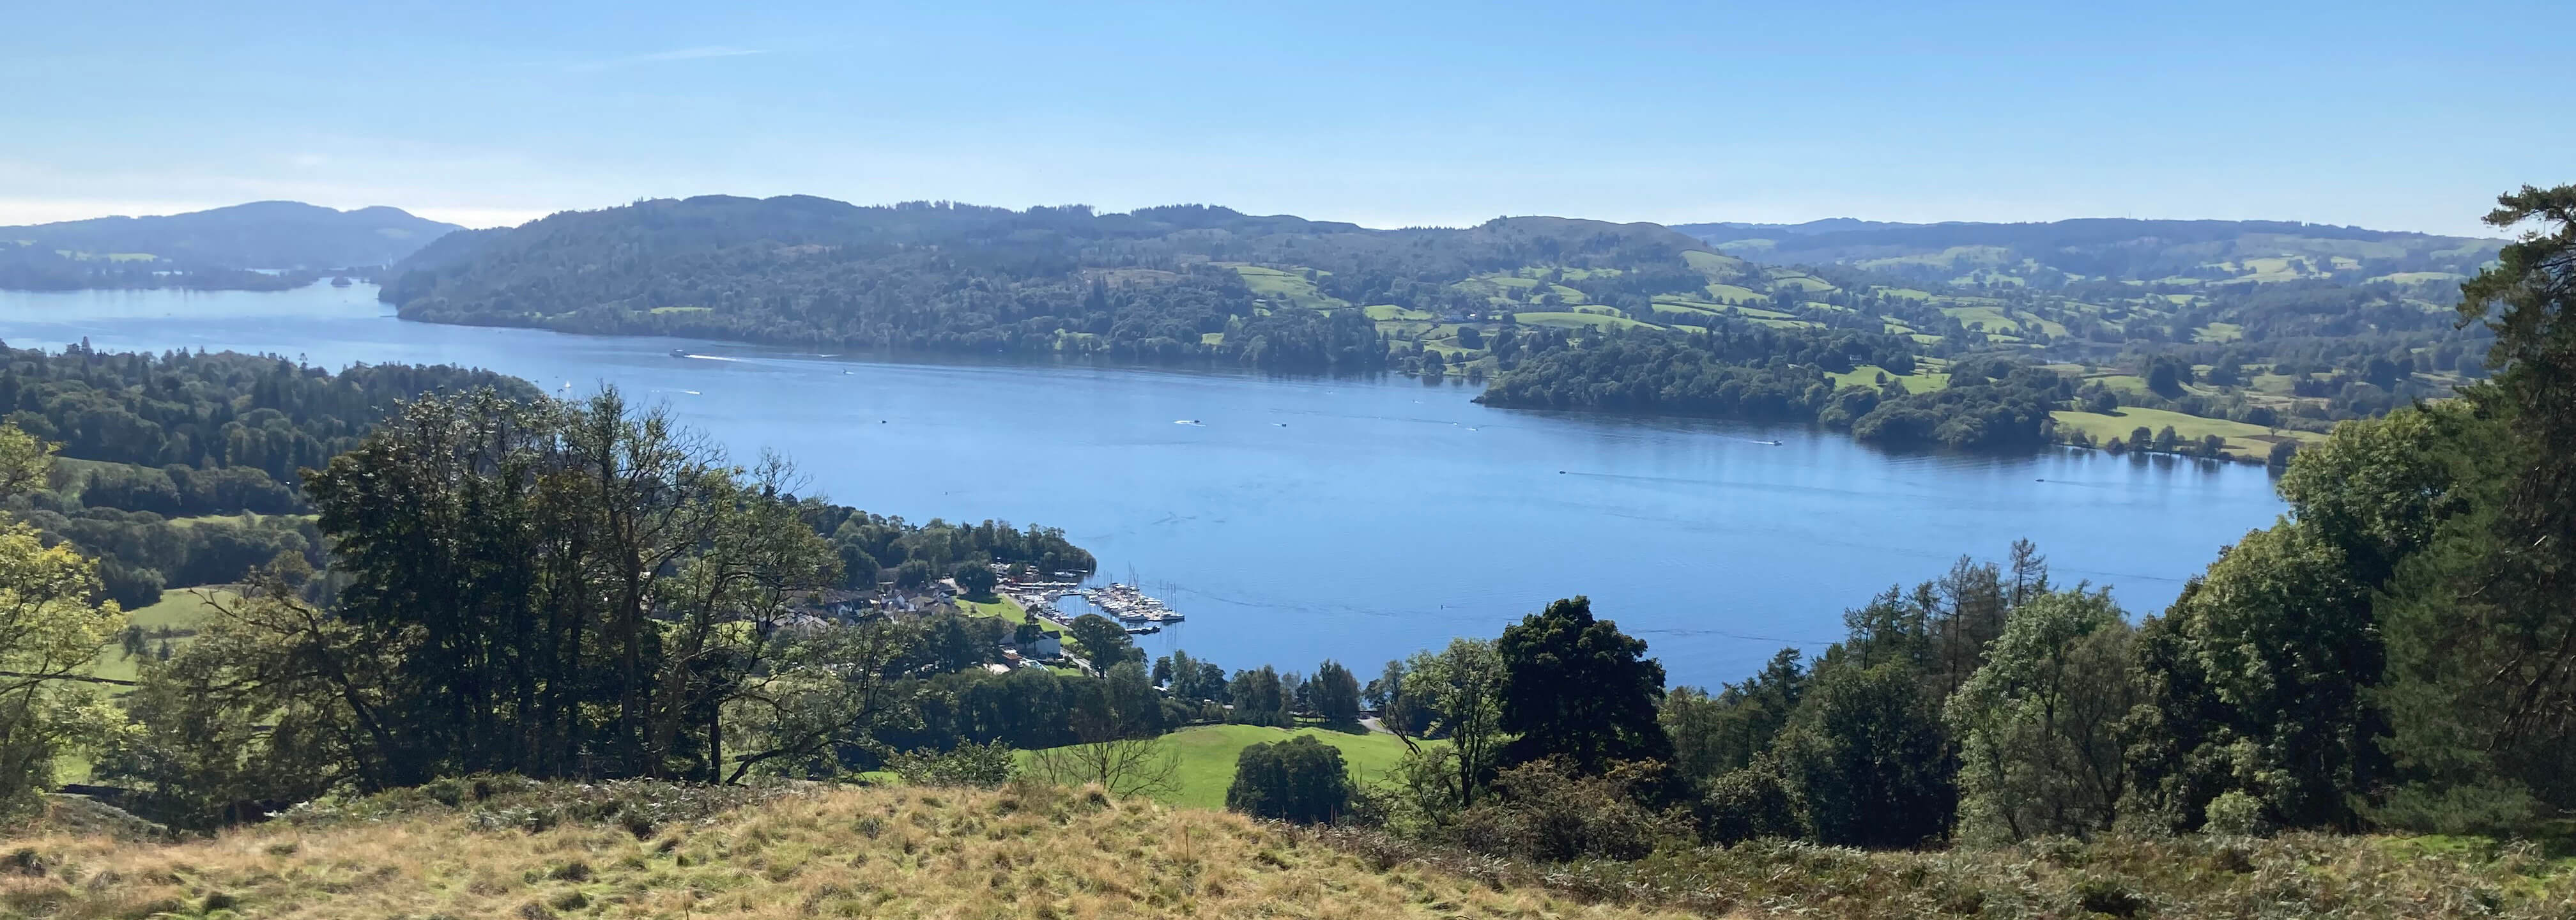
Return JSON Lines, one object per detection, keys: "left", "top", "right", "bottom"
{"left": 0, "top": 783, "right": 1687, "bottom": 919}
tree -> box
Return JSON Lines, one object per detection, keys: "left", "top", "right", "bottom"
{"left": 1310, "top": 659, "right": 1362, "bottom": 724}
{"left": 1163, "top": 650, "right": 1227, "bottom": 703}
{"left": 1400, "top": 638, "right": 1508, "bottom": 807}
{"left": 893, "top": 558, "right": 935, "bottom": 590}
{"left": 2129, "top": 425, "right": 2154, "bottom": 450}
{"left": 0, "top": 492, "right": 131, "bottom": 812}
{"left": 1661, "top": 647, "right": 1804, "bottom": 788}
{"left": 1227, "top": 666, "right": 1288, "bottom": 726}
{"left": 121, "top": 389, "right": 843, "bottom": 793}
{"left": 721, "top": 617, "right": 924, "bottom": 783}
{"left": 2146, "top": 358, "right": 2188, "bottom": 398}
{"left": 2128, "top": 400, "right": 2492, "bottom": 834}
{"left": 1496, "top": 597, "right": 1673, "bottom": 776}
{"left": 1225, "top": 735, "right": 1352, "bottom": 824}
{"left": 953, "top": 560, "right": 998, "bottom": 599}
{"left": 2367, "top": 184, "right": 2576, "bottom": 827}
{"left": 2125, "top": 524, "right": 2380, "bottom": 832}
{"left": 2267, "top": 440, "right": 2299, "bottom": 471}
{"left": 1944, "top": 588, "right": 2136, "bottom": 843}
{"left": 1368, "top": 658, "right": 1430, "bottom": 736}
{"left": 1773, "top": 659, "right": 1954, "bottom": 848}
{"left": 1027, "top": 662, "right": 1178, "bottom": 797}
{"left": 1066, "top": 613, "right": 1141, "bottom": 670}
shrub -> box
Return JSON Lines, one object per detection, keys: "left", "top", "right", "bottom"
{"left": 2202, "top": 790, "right": 2268, "bottom": 837}
{"left": 1226, "top": 735, "right": 1351, "bottom": 824}
{"left": 1699, "top": 767, "right": 1802, "bottom": 845}
{"left": 1445, "top": 759, "right": 1692, "bottom": 862}
{"left": 886, "top": 740, "right": 1018, "bottom": 788}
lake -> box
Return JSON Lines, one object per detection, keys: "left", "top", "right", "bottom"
{"left": 0, "top": 283, "right": 2287, "bottom": 688}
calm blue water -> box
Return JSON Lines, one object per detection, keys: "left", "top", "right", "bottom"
{"left": 0, "top": 284, "right": 2286, "bottom": 688}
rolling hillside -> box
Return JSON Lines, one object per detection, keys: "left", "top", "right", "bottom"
{"left": 3, "top": 781, "right": 1683, "bottom": 920}
{"left": 1674, "top": 217, "right": 2501, "bottom": 288}
{"left": 0, "top": 201, "right": 461, "bottom": 270}
{"left": 379, "top": 195, "right": 2496, "bottom": 456}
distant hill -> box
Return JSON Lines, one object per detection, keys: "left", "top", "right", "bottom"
{"left": 382, "top": 194, "right": 2503, "bottom": 453}
{"left": 382, "top": 194, "right": 1738, "bottom": 371}
{"left": 1672, "top": 217, "right": 1926, "bottom": 237}
{"left": 1675, "top": 217, "right": 2501, "bottom": 287}
{"left": 0, "top": 201, "right": 461, "bottom": 270}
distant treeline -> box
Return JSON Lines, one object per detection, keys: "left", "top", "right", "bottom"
{"left": 1478, "top": 330, "right": 2063, "bottom": 450}
{"left": 0, "top": 243, "right": 322, "bottom": 291}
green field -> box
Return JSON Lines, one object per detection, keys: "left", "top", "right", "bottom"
{"left": 126, "top": 586, "right": 233, "bottom": 629}
{"left": 1680, "top": 250, "right": 1744, "bottom": 275}
{"left": 1765, "top": 272, "right": 1837, "bottom": 293}
{"left": 1828, "top": 365, "right": 1951, "bottom": 392}
{"left": 1229, "top": 264, "right": 1347, "bottom": 311}
{"left": 1512, "top": 310, "right": 1656, "bottom": 331}
{"left": 1702, "top": 282, "right": 1765, "bottom": 303}
{"left": 1024, "top": 723, "right": 1425, "bottom": 810}
{"left": 1361, "top": 303, "right": 1434, "bottom": 321}
{"left": 1940, "top": 303, "right": 2023, "bottom": 334}
{"left": 954, "top": 592, "right": 1064, "bottom": 637}
{"left": 2194, "top": 321, "right": 2245, "bottom": 342}
{"left": 2051, "top": 406, "right": 2326, "bottom": 461}
{"left": 1646, "top": 295, "right": 1723, "bottom": 316}
{"left": 88, "top": 588, "right": 232, "bottom": 683}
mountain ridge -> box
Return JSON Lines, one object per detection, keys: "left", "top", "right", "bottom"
{"left": 0, "top": 201, "right": 463, "bottom": 270}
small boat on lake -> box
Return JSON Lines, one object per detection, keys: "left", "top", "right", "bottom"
{"left": 669, "top": 348, "right": 693, "bottom": 358}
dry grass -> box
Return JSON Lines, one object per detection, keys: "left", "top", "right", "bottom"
{"left": 1312, "top": 825, "right": 2576, "bottom": 919}
{"left": 0, "top": 783, "right": 1684, "bottom": 920}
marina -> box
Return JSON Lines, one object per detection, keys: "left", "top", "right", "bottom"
{"left": 997, "top": 574, "right": 1187, "bottom": 638}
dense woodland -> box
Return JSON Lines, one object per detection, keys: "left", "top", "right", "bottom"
{"left": 0, "top": 346, "right": 528, "bottom": 606}
{"left": 0, "top": 187, "right": 2564, "bottom": 912}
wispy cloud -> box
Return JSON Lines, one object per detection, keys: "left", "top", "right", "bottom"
{"left": 564, "top": 46, "right": 765, "bottom": 73}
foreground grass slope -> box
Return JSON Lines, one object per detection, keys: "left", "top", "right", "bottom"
{"left": 0, "top": 783, "right": 1673, "bottom": 920}
{"left": 7, "top": 779, "right": 2574, "bottom": 919}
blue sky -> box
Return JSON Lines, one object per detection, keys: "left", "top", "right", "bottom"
{"left": 3, "top": 1, "right": 2562, "bottom": 235}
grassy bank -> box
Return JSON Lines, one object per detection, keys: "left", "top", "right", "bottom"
{"left": 0, "top": 781, "right": 1667, "bottom": 920}
{"left": 10, "top": 778, "right": 2572, "bottom": 919}
{"left": 2051, "top": 406, "right": 2326, "bottom": 461}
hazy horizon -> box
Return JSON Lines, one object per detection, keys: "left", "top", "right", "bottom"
{"left": 6, "top": 1, "right": 2563, "bottom": 236}
{"left": 0, "top": 195, "right": 2521, "bottom": 240}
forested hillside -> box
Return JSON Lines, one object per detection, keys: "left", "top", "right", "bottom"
{"left": 0, "top": 201, "right": 461, "bottom": 290}
{"left": 1678, "top": 217, "right": 2500, "bottom": 286}
{"left": 386, "top": 195, "right": 2499, "bottom": 457}
{"left": 0, "top": 346, "right": 530, "bottom": 604}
